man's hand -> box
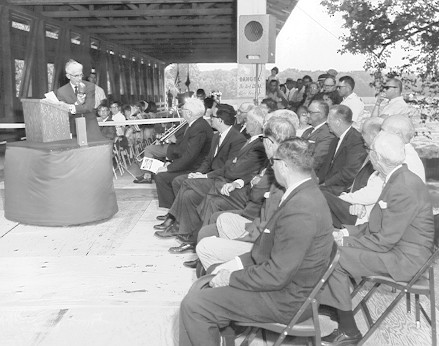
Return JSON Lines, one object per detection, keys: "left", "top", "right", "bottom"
{"left": 349, "top": 204, "right": 367, "bottom": 218}
{"left": 76, "top": 94, "right": 86, "bottom": 105}
{"left": 188, "top": 172, "right": 207, "bottom": 179}
{"left": 209, "top": 269, "right": 231, "bottom": 288}
{"left": 156, "top": 166, "right": 168, "bottom": 173}
{"left": 332, "top": 229, "right": 344, "bottom": 246}
{"left": 220, "top": 182, "right": 238, "bottom": 196}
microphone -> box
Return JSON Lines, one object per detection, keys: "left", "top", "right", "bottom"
{"left": 77, "top": 82, "right": 86, "bottom": 96}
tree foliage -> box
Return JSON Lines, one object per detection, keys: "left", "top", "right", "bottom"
{"left": 321, "top": 0, "right": 439, "bottom": 79}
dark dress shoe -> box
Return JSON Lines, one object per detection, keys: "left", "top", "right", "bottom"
{"left": 168, "top": 243, "right": 195, "bottom": 254}
{"left": 176, "top": 233, "right": 196, "bottom": 244}
{"left": 154, "top": 224, "right": 179, "bottom": 239}
{"left": 133, "top": 176, "right": 153, "bottom": 184}
{"left": 183, "top": 258, "right": 200, "bottom": 268}
{"left": 153, "top": 217, "right": 175, "bottom": 230}
{"left": 156, "top": 214, "right": 168, "bottom": 221}
{"left": 321, "top": 329, "right": 362, "bottom": 346}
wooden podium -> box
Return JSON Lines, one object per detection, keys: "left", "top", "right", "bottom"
{"left": 21, "top": 98, "right": 71, "bottom": 142}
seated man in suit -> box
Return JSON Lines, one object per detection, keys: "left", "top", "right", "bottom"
{"left": 56, "top": 59, "right": 103, "bottom": 141}
{"left": 304, "top": 100, "right": 336, "bottom": 176}
{"left": 318, "top": 104, "right": 368, "bottom": 195}
{"left": 154, "top": 98, "right": 213, "bottom": 209}
{"left": 179, "top": 138, "right": 334, "bottom": 346}
{"left": 169, "top": 104, "right": 247, "bottom": 198}
{"left": 154, "top": 107, "right": 267, "bottom": 252}
{"left": 323, "top": 115, "right": 426, "bottom": 228}
{"left": 185, "top": 114, "right": 297, "bottom": 269}
{"left": 322, "top": 117, "right": 382, "bottom": 228}
{"left": 320, "top": 131, "right": 434, "bottom": 346}
{"left": 191, "top": 109, "right": 298, "bottom": 232}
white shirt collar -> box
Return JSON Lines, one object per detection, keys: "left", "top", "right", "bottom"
{"left": 220, "top": 125, "right": 232, "bottom": 138}
{"left": 311, "top": 121, "right": 326, "bottom": 133}
{"left": 280, "top": 178, "right": 312, "bottom": 205}
{"left": 338, "top": 126, "right": 351, "bottom": 142}
{"left": 248, "top": 134, "right": 262, "bottom": 143}
{"left": 385, "top": 164, "right": 403, "bottom": 184}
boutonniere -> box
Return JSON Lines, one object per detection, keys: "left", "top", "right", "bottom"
{"left": 378, "top": 200, "right": 388, "bottom": 209}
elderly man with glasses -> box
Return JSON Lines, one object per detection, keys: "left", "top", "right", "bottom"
{"left": 178, "top": 138, "right": 334, "bottom": 346}
{"left": 56, "top": 59, "right": 103, "bottom": 140}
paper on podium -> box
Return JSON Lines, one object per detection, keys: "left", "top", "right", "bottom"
{"left": 140, "top": 157, "right": 165, "bottom": 173}
{"left": 44, "top": 91, "right": 60, "bottom": 103}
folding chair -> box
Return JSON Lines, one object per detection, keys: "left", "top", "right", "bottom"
{"left": 351, "top": 214, "right": 439, "bottom": 345}
{"left": 223, "top": 242, "right": 340, "bottom": 346}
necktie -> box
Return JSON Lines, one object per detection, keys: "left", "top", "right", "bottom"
{"left": 301, "top": 127, "right": 314, "bottom": 140}
{"left": 74, "top": 86, "right": 78, "bottom": 95}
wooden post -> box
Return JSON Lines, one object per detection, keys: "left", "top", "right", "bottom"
{"left": 0, "top": 5, "right": 15, "bottom": 120}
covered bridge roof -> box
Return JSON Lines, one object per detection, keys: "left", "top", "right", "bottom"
{"left": 6, "top": 0, "right": 299, "bottom": 64}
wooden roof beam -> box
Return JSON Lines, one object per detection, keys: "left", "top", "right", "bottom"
{"left": 7, "top": 0, "right": 233, "bottom": 4}
{"left": 87, "top": 25, "right": 233, "bottom": 34}
{"left": 40, "top": 8, "right": 233, "bottom": 18}
{"left": 67, "top": 17, "right": 233, "bottom": 27}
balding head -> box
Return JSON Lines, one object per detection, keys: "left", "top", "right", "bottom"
{"left": 361, "top": 117, "right": 384, "bottom": 147}
{"left": 327, "top": 105, "right": 353, "bottom": 137}
{"left": 371, "top": 132, "right": 406, "bottom": 174}
{"left": 382, "top": 114, "right": 415, "bottom": 143}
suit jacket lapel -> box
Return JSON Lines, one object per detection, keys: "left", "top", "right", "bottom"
{"left": 332, "top": 127, "right": 353, "bottom": 162}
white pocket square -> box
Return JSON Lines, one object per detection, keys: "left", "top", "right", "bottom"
{"left": 263, "top": 192, "right": 270, "bottom": 199}
{"left": 263, "top": 228, "right": 271, "bottom": 234}
{"left": 378, "top": 200, "right": 388, "bottom": 209}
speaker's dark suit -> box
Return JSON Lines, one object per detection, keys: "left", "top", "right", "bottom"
{"left": 179, "top": 179, "right": 334, "bottom": 346}
{"left": 318, "top": 127, "right": 367, "bottom": 195}
{"left": 320, "top": 165, "right": 435, "bottom": 311}
{"left": 172, "top": 137, "right": 267, "bottom": 237}
{"left": 155, "top": 117, "right": 213, "bottom": 208}
{"left": 322, "top": 159, "right": 375, "bottom": 228}
{"left": 307, "top": 123, "right": 336, "bottom": 177}
{"left": 55, "top": 80, "right": 103, "bottom": 140}
{"left": 170, "top": 127, "right": 246, "bottom": 209}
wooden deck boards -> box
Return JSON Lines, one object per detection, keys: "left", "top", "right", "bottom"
{"left": 0, "top": 176, "right": 437, "bottom": 345}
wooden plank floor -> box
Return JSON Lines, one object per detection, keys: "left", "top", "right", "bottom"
{"left": 0, "top": 173, "right": 438, "bottom": 346}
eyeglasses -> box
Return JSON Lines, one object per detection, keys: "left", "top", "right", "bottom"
{"left": 269, "top": 157, "right": 282, "bottom": 165}
{"left": 308, "top": 111, "right": 320, "bottom": 115}
{"left": 382, "top": 85, "right": 398, "bottom": 90}
{"left": 336, "top": 85, "right": 347, "bottom": 89}
{"left": 323, "top": 84, "right": 335, "bottom": 87}
{"left": 69, "top": 73, "right": 83, "bottom": 78}
{"left": 262, "top": 136, "right": 274, "bottom": 144}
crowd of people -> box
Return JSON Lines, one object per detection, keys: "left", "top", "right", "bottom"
{"left": 137, "top": 74, "right": 433, "bottom": 346}
{"left": 59, "top": 60, "right": 434, "bottom": 346}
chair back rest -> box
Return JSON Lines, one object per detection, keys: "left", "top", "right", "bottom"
{"left": 282, "top": 242, "right": 340, "bottom": 333}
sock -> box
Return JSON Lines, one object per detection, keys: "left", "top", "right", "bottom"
{"left": 337, "top": 310, "right": 360, "bottom": 334}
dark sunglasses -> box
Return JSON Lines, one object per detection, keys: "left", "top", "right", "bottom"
{"left": 269, "top": 157, "right": 282, "bottom": 165}
{"left": 382, "top": 85, "right": 398, "bottom": 90}
{"left": 262, "top": 136, "right": 274, "bottom": 144}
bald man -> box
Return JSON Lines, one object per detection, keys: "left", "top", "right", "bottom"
{"left": 320, "top": 131, "right": 434, "bottom": 346}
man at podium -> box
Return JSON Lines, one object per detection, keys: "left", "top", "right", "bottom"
{"left": 56, "top": 59, "right": 103, "bottom": 141}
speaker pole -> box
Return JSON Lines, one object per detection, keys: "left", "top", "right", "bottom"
{"left": 254, "top": 63, "right": 259, "bottom": 105}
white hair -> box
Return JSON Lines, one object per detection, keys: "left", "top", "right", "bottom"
{"left": 184, "top": 98, "right": 205, "bottom": 118}
{"left": 65, "top": 59, "right": 83, "bottom": 74}
{"left": 373, "top": 131, "right": 405, "bottom": 166}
